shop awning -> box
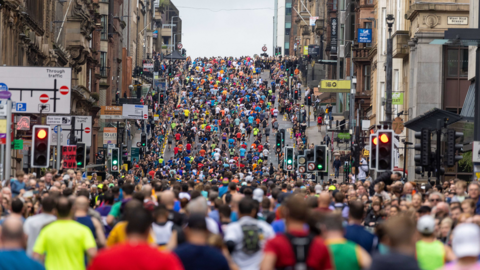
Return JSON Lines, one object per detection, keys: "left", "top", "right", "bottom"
{"left": 460, "top": 82, "right": 475, "bottom": 120}
{"left": 163, "top": 50, "right": 186, "bottom": 60}
{"left": 404, "top": 108, "right": 463, "bottom": 132}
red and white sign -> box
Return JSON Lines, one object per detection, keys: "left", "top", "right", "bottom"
{"left": 59, "top": 86, "right": 69, "bottom": 95}
{"left": 85, "top": 127, "right": 91, "bottom": 134}
{"left": 62, "top": 145, "right": 77, "bottom": 169}
{"left": 299, "top": 166, "right": 305, "bottom": 173}
{"left": 177, "top": 43, "right": 183, "bottom": 49}
{"left": 308, "top": 163, "right": 315, "bottom": 171}
{"left": 262, "top": 46, "right": 267, "bottom": 52}
{"left": 39, "top": 94, "right": 49, "bottom": 104}
{"left": 112, "top": 165, "right": 118, "bottom": 171}
{"left": 143, "top": 114, "right": 148, "bottom": 119}
{"left": 297, "top": 40, "right": 300, "bottom": 45}
{"left": 287, "top": 165, "right": 293, "bottom": 170}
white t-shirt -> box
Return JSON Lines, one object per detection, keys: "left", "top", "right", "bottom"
{"left": 24, "top": 213, "right": 57, "bottom": 256}
{"left": 214, "top": 152, "right": 221, "bottom": 161}
{"left": 224, "top": 216, "right": 275, "bottom": 270}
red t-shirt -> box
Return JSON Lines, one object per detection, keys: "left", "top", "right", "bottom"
{"left": 175, "top": 133, "right": 181, "bottom": 140}
{"left": 186, "top": 144, "right": 191, "bottom": 150}
{"left": 263, "top": 230, "right": 333, "bottom": 270}
{"left": 258, "top": 145, "right": 264, "bottom": 152}
{"left": 206, "top": 125, "right": 211, "bottom": 131}
{"left": 88, "top": 243, "right": 183, "bottom": 270}
{"left": 148, "top": 170, "right": 155, "bottom": 178}
{"left": 174, "top": 147, "right": 179, "bottom": 154}
{"left": 237, "top": 132, "right": 242, "bottom": 139}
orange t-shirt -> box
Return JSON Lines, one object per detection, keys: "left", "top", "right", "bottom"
{"left": 199, "top": 149, "right": 206, "bottom": 156}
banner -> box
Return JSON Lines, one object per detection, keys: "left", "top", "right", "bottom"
{"left": 131, "top": 147, "right": 140, "bottom": 163}
{"left": 303, "top": 46, "right": 309, "bottom": 55}
{"left": 319, "top": 80, "right": 351, "bottom": 93}
{"left": 331, "top": 18, "right": 338, "bottom": 54}
{"left": 392, "top": 92, "right": 404, "bottom": 105}
{"left": 62, "top": 145, "right": 77, "bottom": 169}
{"left": 358, "top": 29, "right": 372, "bottom": 43}
{"left": 100, "top": 106, "right": 123, "bottom": 119}
{"left": 103, "top": 127, "right": 117, "bottom": 145}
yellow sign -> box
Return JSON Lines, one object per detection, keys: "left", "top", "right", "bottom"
{"left": 319, "top": 80, "right": 352, "bottom": 93}
{"left": 0, "top": 119, "right": 6, "bottom": 133}
{"left": 303, "top": 46, "right": 308, "bottom": 55}
{"left": 121, "top": 164, "right": 128, "bottom": 171}
{"left": 363, "top": 149, "right": 370, "bottom": 157}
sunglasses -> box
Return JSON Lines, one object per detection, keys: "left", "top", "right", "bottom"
{"left": 429, "top": 199, "right": 441, "bottom": 202}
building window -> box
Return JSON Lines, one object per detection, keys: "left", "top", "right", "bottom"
{"left": 285, "top": 28, "right": 291, "bottom": 36}
{"left": 286, "top": 2, "right": 292, "bottom": 15}
{"left": 285, "top": 42, "right": 290, "bottom": 49}
{"left": 396, "top": 0, "right": 401, "bottom": 31}
{"left": 340, "top": 24, "right": 344, "bottom": 45}
{"left": 340, "top": 0, "right": 346, "bottom": 10}
{"left": 364, "top": 65, "right": 371, "bottom": 91}
{"left": 100, "top": 52, "right": 107, "bottom": 77}
{"left": 101, "top": 15, "right": 108, "bottom": 40}
{"left": 365, "top": 22, "right": 372, "bottom": 47}
{"left": 447, "top": 49, "right": 469, "bottom": 77}
{"left": 286, "top": 22, "right": 291, "bottom": 29}
{"left": 25, "top": 0, "right": 45, "bottom": 27}
{"left": 284, "top": 48, "right": 289, "bottom": 55}
{"left": 382, "top": 8, "right": 386, "bottom": 55}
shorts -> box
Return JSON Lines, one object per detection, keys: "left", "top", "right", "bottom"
{"left": 186, "top": 150, "right": 191, "bottom": 154}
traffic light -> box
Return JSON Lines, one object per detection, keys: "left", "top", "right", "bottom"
{"left": 159, "top": 92, "right": 165, "bottom": 104}
{"left": 294, "top": 89, "right": 299, "bottom": 100}
{"left": 306, "top": 149, "right": 315, "bottom": 172}
{"left": 314, "top": 145, "right": 327, "bottom": 172}
{"left": 31, "top": 125, "right": 51, "bottom": 168}
{"left": 181, "top": 48, "right": 186, "bottom": 56}
{"left": 285, "top": 147, "right": 294, "bottom": 171}
{"left": 76, "top": 142, "right": 86, "bottom": 169}
{"left": 279, "top": 129, "right": 286, "bottom": 148}
{"left": 85, "top": 146, "right": 90, "bottom": 166}
{"left": 111, "top": 148, "right": 119, "bottom": 172}
{"left": 369, "top": 133, "right": 377, "bottom": 170}
{"left": 276, "top": 132, "right": 282, "bottom": 152}
{"left": 446, "top": 129, "right": 463, "bottom": 167}
{"left": 377, "top": 130, "right": 394, "bottom": 172}
{"left": 414, "top": 128, "right": 431, "bottom": 167}
{"left": 297, "top": 150, "right": 306, "bottom": 173}
{"left": 306, "top": 93, "right": 312, "bottom": 106}
{"left": 168, "top": 66, "right": 172, "bottom": 76}
{"left": 141, "top": 133, "right": 147, "bottom": 147}
{"left": 122, "top": 144, "right": 128, "bottom": 162}
{"left": 137, "top": 85, "right": 142, "bottom": 99}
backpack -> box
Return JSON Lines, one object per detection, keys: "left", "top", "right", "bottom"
{"left": 279, "top": 233, "right": 316, "bottom": 270}
{"left": 241, "top": 224, "right": 261, "bottom": 255}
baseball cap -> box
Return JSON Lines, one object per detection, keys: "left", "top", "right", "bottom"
{"left": 328, "top": 185, "right": 336, "bottom": 191}
{"left": 97, "top": 184, "right": 104, "bottom": 189}
{"left": 253, "top": 188, "right": 264, "bottom": 202}
{"left": 417, "top": 215, "right": 435, "bottom": 234}
{"left": 315, "top": 184, "right": 322, "bottom": 194}
{"left": 187, "top": 214, "right": 208, "bottom": 231}
{"left": 452, "top": 223, "right": 480, "bottom": 258}
{"left": 109, "top": 183, "right": 114, "bottom": 188}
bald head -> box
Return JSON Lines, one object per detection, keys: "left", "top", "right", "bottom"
{"left": 74, "top": 196, "right": 90, "bottom": 211}
{"left": 318, "top": 192, "right": 331, "bottom": 208}
{"left": 1, "top": 217, "right": 24, "bottom": 244}
{"left": 161, "top": 191, "right": 175, "bottom": 208}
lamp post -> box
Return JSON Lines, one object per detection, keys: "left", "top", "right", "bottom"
{"left": 385, "top": 14, "right": 395, "bottom": 127}
{"left": 170, "top": 15, "right": 179, "bottom": 63}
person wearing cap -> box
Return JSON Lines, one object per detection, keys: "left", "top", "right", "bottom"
{"left": 173, "top": 214, "right": 230, "bottom": 270}
{"left": 416, "top": 215, "right": 455, "bottom": 270}
{"left": 443, "top": 223, "right": 480, "bottom": 269}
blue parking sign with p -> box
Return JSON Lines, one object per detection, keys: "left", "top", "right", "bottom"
{"left": 16, "top": 103, "right": 26, "bottom": 111}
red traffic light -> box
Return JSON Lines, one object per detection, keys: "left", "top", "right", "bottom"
{"left": 380, "top": 134, "right": 389, "bottom": 143}
{"left": 373, "top": 137, "right": 378, "bottom": 145}
{"left": 37, "top": 129, "right": 47, "bottom": 139}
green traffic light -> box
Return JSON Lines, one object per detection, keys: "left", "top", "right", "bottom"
{"left": 287, "top": 160, "right": 292, "bottom": 164}
{"left": 77, "top": 162, "right": 83, "bottom": 166}
{"left": 317, "top": 164, "right": 323, "bottom": 169}
{"left": 113, "top": 160, "right": 118, "bottom": 165}
{"left": 277, "top": 143, "right": 281, "bottom": 146}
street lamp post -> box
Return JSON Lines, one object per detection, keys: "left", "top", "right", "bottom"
{"left": 170, "top": 16, "right": 179, "bottom": 63}
{"left": 385, "top": 14, "right": 395, "bottom": 127}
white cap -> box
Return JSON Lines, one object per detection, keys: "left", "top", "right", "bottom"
{"left": 452, "top": 223, "right": 480, "bottom": 258}
{"left": 253, "top": 188, "right": 264, "bottom": 202}
{"left": 315, "top": 184, "right": 322, "bottom": 194}
{"left": 417, "top": 216, "right": 435, "bottom": 234}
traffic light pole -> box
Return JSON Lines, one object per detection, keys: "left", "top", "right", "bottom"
{"left": 56, "top": 124, "right": 61, "bottom": 169}
{"left": 435, "top": 119, "right": 442, "bottom": 185}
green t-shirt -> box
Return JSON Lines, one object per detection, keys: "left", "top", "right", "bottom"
{"left": 171, "top": 123, "right": 176, "bottom": 129}
{"left": 108, "top": 201, "right": 122, "bottom": 218}
{"left": 33, "top": 220, "right": 96, "bottom": 270}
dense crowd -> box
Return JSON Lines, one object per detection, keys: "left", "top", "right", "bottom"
{"left": 0, "top": 56, "right": 478, "bottom": 270}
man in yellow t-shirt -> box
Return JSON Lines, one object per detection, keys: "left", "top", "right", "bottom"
{"left": 33, "top": 197, "right": 97, "bottom": 270}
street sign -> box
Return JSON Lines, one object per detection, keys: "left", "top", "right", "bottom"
{"left": 100, "top": 106, "right": 123, "bottom": 119}
{"left": 46, "top": 116, "right": 71, "bottom": 125}
{"left": 393, "top": 117, "right": 404, "bottom": 134}
{"left": 16, "top": 116, "right": 30, "bottom": 130}
{"left": 319, "top": 80, "right": 351, "bottom": 93}
{"left": 297, "top": 40, "right": 300, "bottom": 45}
{"left": 62, "top": 145, "right": 77, "bottom": 169}
{"left": 13, "top": 139, "right": 23, "bottom": 150}
{"left": 262, "top": 46, "right": 267, "bottom": 52}
{"left": 50, "top": 116, "right": 92, "bottom": 146}
{"left": 358, "top": 28, "right": 372, "bottom": 43}
{"left": 177, "top": 43, "right": 183, "bottom": 49}
{"left": 122, "top": 104, "right": 148, "bottom": 120}
{"left": 308, "top": 162, "right": 315, "bottom": 171}
{"left": 363, "top": 149, "right": 370, "bottom": 157}
{"left": 0, "top": 67, "right": 71, "bottom": 114}
{"left": 287, "top": 165, "right": 293, "bottom": 170}
{"left": 299, "top": 166, "right": 306, "bottom": 173}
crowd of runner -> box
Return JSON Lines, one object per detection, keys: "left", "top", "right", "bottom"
{"left": 0, "top": 56, "right": 478, "bottom": 270}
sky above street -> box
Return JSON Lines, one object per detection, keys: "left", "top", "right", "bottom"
{"left": 176, "top": 0, "right": 274, "bottom": 58}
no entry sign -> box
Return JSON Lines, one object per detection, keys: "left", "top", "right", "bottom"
{"left": 262, "top": 46, "right": 267, "bottom": 52}
{"left": 308, "top": 163, "right": 315, "bottom": 171}
{"left": 39, "top": 94, "right": 49, "bottom": 104}
{"left": 299, "top": 166, "right": 305, "bottom": 173}
{"left": 177, "top": 43, "right": 183, "bottom": 49}
{"left": 59, "top": 85, "right": 69, "bottom": 95}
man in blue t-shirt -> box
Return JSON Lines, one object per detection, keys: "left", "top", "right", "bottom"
{"left": 344, "top": 201, "right": 378, "bottom": 254}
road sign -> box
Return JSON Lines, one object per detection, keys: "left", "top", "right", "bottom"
{"left": 47, "top": 116, "right": 71, "bottom": 125}
{"left": 112, "top": 165, "right": 118, "bottom": 171}
{"left": 39, "top": 94, "right": 49, "bottom": 104}
{"left": 50, "top": 116, "right": 92, "bottom": 146}
{"left": 100, "top": 106, "right": 123, "bottom": 119}
{"left": 299, "top": 166, "right": 306, "bottom": 173}
{"left": 0, "top": 67, "right": 71, "bottom": 114}
{"left": 287, "top": 165, "right": 293, "bottom": 170}
{"left": 122, "top": 104, "right": 148, "bottom": 120}
{"left": 363, "top": 149, "right": 370, "bottom": 157}
{"left": 393, "top": 117, "right": 404, "bottom": 134}
{"left": 308, "top": 162, "right": 315, "bottom": 171}
{"left": 177, "top": 43, "right": 183, "bottom": 49}
{"left": 262, "top": 46, "right": 267, "bottom": 52}
{"left": 297, "top": 40, "right": 300, "bottom": 45}
{"left": 16, "top": 116, "right": 30, "bottom": 130}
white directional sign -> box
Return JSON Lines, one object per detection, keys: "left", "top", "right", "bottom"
{"left": 46, "top": 116, "right": 71, "bottom": 125}
{"left": 122, "top": 104, "right": 148, "bottom": 120}
{"left": 50, "top": 116, "right": 92, "bottom": 146}
{"left": 0, "top": 67, "right": 71, "bottom": 114}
